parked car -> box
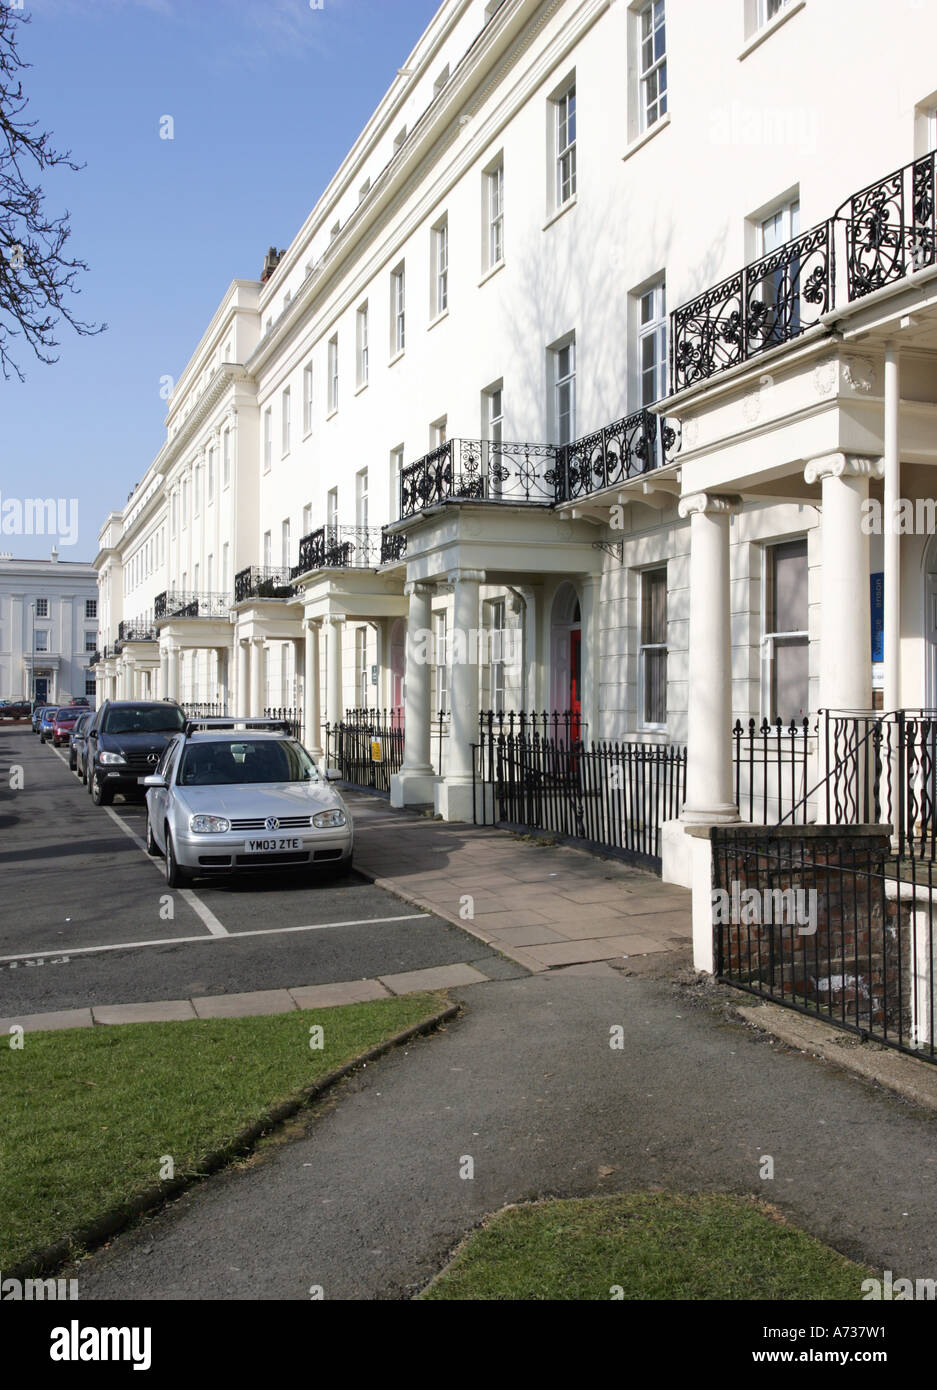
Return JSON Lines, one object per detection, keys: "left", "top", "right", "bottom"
{"left": 0, "top": 699, "right": 31, "bottom": 720}
{"left": 142, "top": 718, "right": 353, "bottom": 887}
{"left": 69, "top": 710, "right": 94, "bottom": 774}
{"left": 52, "top": 705, "right": 87, "bottom": 749}
{"left": 31, "top": 704, "right": 48, "bottom": 733}
{"left": 69, "top": 696, "right": 91, "bottom": 708}
{"left": 86, "top": 700, "right": 187, "bottom": 806}
{"left": 38, "top": 707, "right": 60, "bottom": 743}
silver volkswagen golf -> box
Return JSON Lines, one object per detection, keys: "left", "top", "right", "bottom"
{"left": 141, "top": 719, "right": 353, "bottom": 887}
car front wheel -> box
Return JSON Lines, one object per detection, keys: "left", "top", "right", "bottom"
{"left": 90, "top": 771, "right": 113, "bottom": 806}
{"left": 145, "top": 813, "right": 161, "bottom": 857}
{"left": 164, "top": 831, "right": 190, "bottom": 888}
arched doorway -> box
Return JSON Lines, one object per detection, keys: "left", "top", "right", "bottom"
{"left": 550, "top": 582, "right": 582, "bottom": 738}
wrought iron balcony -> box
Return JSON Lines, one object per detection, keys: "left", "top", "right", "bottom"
{"left": 553, "top": 410, "right": 678, "bottom": 503}
{"left": 154, "top": 589, "right": 231, "bottom": 621}
{"left": 292, "top": 524, "right": 387, "bottom": 577}
{"left": 234, "top": 566, "right": 296, "bottom": 603}
{"left": 380, "top": 528, "right": 407, "bottom": 564}
{"left": 400, "top": 439, "right": 557, "bottom": 519}
{"left": 118, "top": 619, "right": 157, "bottom": 643}
{"left": 88, "top": 650, "right": 100, "bottom": 666}
{"left": 671, "top": 153, "right": 937, "bottom": 393}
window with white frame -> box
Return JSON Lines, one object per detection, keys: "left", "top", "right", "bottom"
{"left": 552, "top": 339, "right": 576, "bottom": 445}
{"left": 222, "top": 542, "right": 229, "bottom": 593}
{"left": 432, "top": 219, "right": 448, "bottom": 318}
{"left": 206, "top": 554, "right": 213, "bottom": 593}
{"left": 639, "top": 1, "right": 667, "bottom": 130}
{"left": 263, "top": 408, "right": 272, "bottom": 471}
{"left": 488, "top": 598, "right": 506, "bottom": 709}
{"left": 355, "top": 468, "right": 368, "bottom": 534}
{"left": 485, "top": 159, "right": 504, "bottom": 269}
{"left": 34, "top": 629, "right": 48, "bottom": 652}
{"left": 328, "top": 335, "right": 338, "bottom": 412}
{"left": 85, "top": 632, "right": 97, "bottom": 652}
{"left": 356, "top": 303, "right": 369, "bottom": 387}
{"left": 207, "top": 447, "right": 214, "bottom": 502}
{"left": 390, "top": 446, "right": 404, "bottom": 520}
{"left": 281, "top": 519, "right": 291, "bottom": 571}
{"left": 303, "top": 361, "right": 313, "bottom": 433}
{"left": 391, "top": 263, "right": 406, "bottom": 354}
{"left": 753, "top": 197, "right": 801, "bottom": 345}
{"left": 327, "top": 488, "right": 338, "bottom": 535}
{"left": 638, "top": 279, "right": 667, "bottom": 406}
{"left": 554, "top": 84, "right": 576, "bottom": 207}
{"left": 758, "top": 0, "right": 792, "bottom": 26}
{"left": 36, "top": 598, "right": 49, "bottom": 618}
{"left": 194, "top": 463, "right": 201, "bottom": 516}
{"left": 484, "top": 383, "right": 504, "bottom": 497}
{"left": 639, "top": 567, "right": 667, "bottom": 728}
{"left": 433, "top": 612, "right": 448, "bottom": 715}
{"left": 263, "top": 531, "right": 272, "bottom": 569}
{"left": 356, "top": 627, "right": 369, "bottom": 706}
{"left": 182, "top": 479, "right": 188, "bottom": 527}
{"left": 85, "top": 678, "right": 96, "bottom": 696}
{"left": 302, "top": 503, "right": 313, "bottom": 536}
{"left": 85, "top": 598, "right": 96, "bottom": 620}
{"left": 431, "top": 417, "right": 447, "bottom": 448}
{"left": 222, "top": 428, "right": 231, "bottom": 488}
{"left": 281, "top": 386, "right": 291, "bottom": 456}
{"left": 763, "top": 538, "right": 809, "bottom": 723}
{"left": 171, "top": 492, "right": 178, "bottom": 536}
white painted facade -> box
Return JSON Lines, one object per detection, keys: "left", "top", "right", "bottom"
{"left": 94, "top": 0, "right": 937, "bottom": 856}
{"left": 0, "top": 550, "right": 99, "bottom": 705}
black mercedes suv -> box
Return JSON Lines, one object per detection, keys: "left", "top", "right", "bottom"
{"left": 86, "top": 700, "right": 187, "bottom": 806}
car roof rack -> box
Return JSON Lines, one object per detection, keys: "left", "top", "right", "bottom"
{"left": 183, "top": 717, "right": 292, "bottom": 737}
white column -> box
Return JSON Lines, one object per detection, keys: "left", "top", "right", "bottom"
{"left": 166, "top": 646, "right": 179, "bottom": 703}
{"left": 678, "top": 492, "right": 742, "bottom": 823}
{"left": 216, "top": 647, "right": 229, "bottom": 713}
{"left": 883, "top": 346, "right": 900, "bottom": 714}
{"left": 250, "top": 639, "right": 265, "bottom": 716}
{"left": 325, "top": 616, "right": 345, "bottom": 728}
{"left": 391, "top": 581, "right": 438, "bottom": 807}
{"left": 159, "top": 649, "right": 169, "bottom": 701}
{"left": 236, "top": 639, "right": 250, "bottom": 717}
{"left": 303, "top": 619, "right": 322, "bottom": 759}
{"left": 804, "top": 453, "right": 883, "bottom": 712}
{"left": 435, "top": 569, "right": 484, "bottom": 820}
{"left": 580, "top": 574, "right": 598, "bottom": 742}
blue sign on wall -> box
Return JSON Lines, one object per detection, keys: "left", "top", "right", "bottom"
{"left": 871, "top": 572, "right": 884, "bottom": 663}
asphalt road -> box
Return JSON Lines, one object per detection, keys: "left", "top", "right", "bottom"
{"left": 70, "top": 969, "right": 937, "bottom": 1301}
{"left": 0, "top": 725, "right": 509, "bottom": 1015}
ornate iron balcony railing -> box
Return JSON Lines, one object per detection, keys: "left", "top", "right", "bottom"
{"left": 553, "top": 410, "right": 678, "bottom": 503}
{"left": 234, "top": 566, "right": 296, "bottom": 603}
{"left": 154, "top": 590, "right": 231, "bottom": 621}
{"left": 293, "top": 524, "right": 388, "bottom": 578}
{"left": 671, "top": 153, "right": 937, "bottom": 393}
{"left": 88, "top": 650, "right": 100, "bottom": 666}
{"left": 117, "top": 619, "right": 157, "bottom": 643}
{"left": 380, "top": 528, "right": 407, "bottom": 564}
{"left": 400, "top": 438, "right": 557, "bottom": 518}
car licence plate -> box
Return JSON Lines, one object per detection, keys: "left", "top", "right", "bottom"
{"left": 244, "top": 837, "right": 302, "bottom": 853}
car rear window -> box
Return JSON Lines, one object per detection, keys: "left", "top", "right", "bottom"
{"left": 177, "top": 739, "right": 317, "bottom": 786}
{"left": 102, "top": 705, "right": 187, "bottom": 735}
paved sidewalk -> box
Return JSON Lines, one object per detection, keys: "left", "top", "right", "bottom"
{"left": 345, "top": 791, "right": 692, "bottom": 972}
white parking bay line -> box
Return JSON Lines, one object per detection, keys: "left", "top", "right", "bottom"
{"left": 0, "top": 913, "right": 429, "bottom": 964}
{"left": 99, "top": 806, "right": 229, "bottom": 937}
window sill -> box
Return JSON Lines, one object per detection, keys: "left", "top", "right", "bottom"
{"left": 478, "top": 259, "right": 505, "bottom": 288}
{"left": 542, "top": 196, "right": 577, "bottom": 232}
{"left": 354, "top": 381, "right": 369, "bottom": 397}
{"left": 738, "top": 0, "right": 806, "bottom": 59}
{"left": 428, "top": 309, "right": 449, "bottom": 333}
{"left": 326, "top": 408, "right": 338, "bottom": 422}
{"left": 388, "top": 348, "right": 405, "bottom": 368}
{"left": 622, "top": 111, "right": 671, "bottom": 164}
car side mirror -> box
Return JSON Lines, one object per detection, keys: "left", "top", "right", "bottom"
{"left": 325, "top": 767, "right": 342, "bottom": 782}
{"left": 140, "top": 774, "right": 167, "bottom": 788}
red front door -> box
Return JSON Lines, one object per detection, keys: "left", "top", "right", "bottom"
{"left": 569, "top": 628, "right": 581, "bottom": 742}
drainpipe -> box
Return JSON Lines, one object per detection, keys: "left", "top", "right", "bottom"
{"left": 883, "top": 343, "right": 900, "bottom": 715}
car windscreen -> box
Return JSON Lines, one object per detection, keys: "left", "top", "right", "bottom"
{"left": 102, "top": 706, "right": 187, "bottom": 735}
{"left": 177, "top": 739, "right": 318, "bottom": 787}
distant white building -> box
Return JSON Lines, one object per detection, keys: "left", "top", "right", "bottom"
{"left": 0, "top": 549, "right": 99, "bottom": 705}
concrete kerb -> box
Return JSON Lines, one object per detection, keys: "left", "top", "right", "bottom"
{"left": 6, "top": 1000, "right": 460, "bottom": 1282}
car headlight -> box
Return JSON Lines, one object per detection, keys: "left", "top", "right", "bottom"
{"left": 190, "top": 814, "right": 231, "bottom": 834}
{"left": 98, "top": 751, "right": 126, "bottom": 765}
{"left": 312, "top": 809, "right": 346, "bottom": 829}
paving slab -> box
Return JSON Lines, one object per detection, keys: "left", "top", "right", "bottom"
{"left": 289, "top": 980, "right": 391, "bottom": 1009}
{"left": 192, "top": 989, "right": 298, "bottom": 1019}
{"left": 378, "top": 963, "right": 491, "bottom": 994}
{"left": 93, "top": 1000, "right": 197, "bottom": 1025}
{"left": 0, "top": 1008, "right": 92, "bottom": 1033}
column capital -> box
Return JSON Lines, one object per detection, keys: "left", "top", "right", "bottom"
{"left": 328, "top": 613, "right": 346, "bottom": 627}
{"left": 304, "top": 616, "right": 323, "bottom": 631}
{"left": 445, "top": 568, "right": 486, "bottom": 587}
{"left": 804, "top": 452, "right": 884, "bottom": 485}
{"left": 677, "top": 491, "right": 742, "bottom": 520}
{"left": 404, "top": 581, "right": 434, "bottom": 598}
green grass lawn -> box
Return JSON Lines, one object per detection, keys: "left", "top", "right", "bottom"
{"left": 420, "top": 1192, "right": 869, "bottom": 1300}
{"left": 0, "top": 992, "right": 445, "bottom": 1270}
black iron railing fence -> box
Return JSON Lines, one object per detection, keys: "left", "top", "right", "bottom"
{"left": 400, "top": 439, "right": 557, "bottom": 517}
{"left": 671, "top": 153, "right": 937, "bottom": 392}
{"left": 713, "top": 828, "right": 937, "bottom": 1064}
{"left": 118, "top": 619, "right": 157, "bottom": 643}
{"left": 553, "top": 411, "right": 678, "bottom": 503}
{"left": 734, "top": 717, "right": 814, "bottom": 825}
{"left": 293, "top": 525, "right": 386, "bottom": 577}
{"left": 155, "top": 590, "right": 231, "bottom": 621}
{"left": 262, "top": 706, "right": 303, "bottom": 740}
{"left": 325, "top": 709, "right": 404, "bottom": 794}
{"left": 182, "top": 701, "right": 229, "bottom": 720}
{"left": 234, "top": 567, "right": 296, "bottom": 602}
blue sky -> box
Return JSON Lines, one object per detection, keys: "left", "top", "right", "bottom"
{"left": 0, "top": 0, "right": 441, "bottom": 560}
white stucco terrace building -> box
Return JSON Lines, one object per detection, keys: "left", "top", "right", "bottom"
{"left": 95, "top": 0, "right": 937, "bottom": 938}
{"left": 0, "top": 550, "right": 99, "bottom": 706}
